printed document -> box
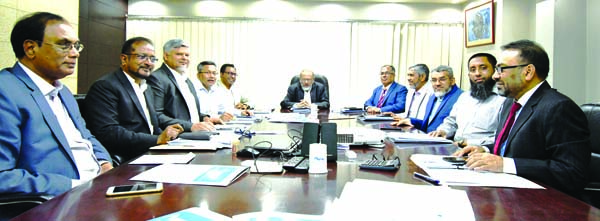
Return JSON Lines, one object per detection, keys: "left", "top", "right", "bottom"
{"left": 131, "top": 164, "right": 249, "bottom": 186}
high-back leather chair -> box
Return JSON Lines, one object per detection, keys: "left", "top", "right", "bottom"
{"left": 581, "top": 103, "right": 600, "bottom": 207}
{"left": 0, "top": 194, "right": 51, "bottom": 221}
{"left": 289, "top": 74, "right": 329, "bottom": 96}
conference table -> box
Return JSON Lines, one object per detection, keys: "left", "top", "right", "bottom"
{"left": 12, "top": 111, "right": 600, "bottom": 220}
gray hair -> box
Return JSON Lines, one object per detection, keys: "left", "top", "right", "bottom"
{"left": 432, "top": 65, "right": 454, "bottom": 79}
{"left": 409, "top": 64, "right": 429, "bottom": 80}
{"left": 163, "top": 39, "right": 189, "bottom": 53}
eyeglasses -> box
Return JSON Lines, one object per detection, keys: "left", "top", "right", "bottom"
{"left": 223, "top": 72, "right": 237, "bottom": 77}
{"left": 495, "top": 64, "right": 530, "bottom": 73}
{"left": 35, "top": 40, "right": 84, "bottom": 53}
{"left": 430, "top": 77, "right": 449, "bottom": 83}
{"left": 380, "top": 72, "right": 395, "bottom": 76}
{"left": 300, "top": 79, "right": 313, "bottom": 82}
{"left": 200, "top": 71, "right": 218, "bottom": 75}
{"left": 125, "top": 53, "right": 159, "bottom": 63}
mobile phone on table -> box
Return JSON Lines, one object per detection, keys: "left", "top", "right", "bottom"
{"left": 105, "top": 183, "right": 163, "bottom": 197}
{"left": 442, "top": 156, "right": 467, "bottom": 165}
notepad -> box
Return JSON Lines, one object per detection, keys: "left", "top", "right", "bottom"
{"left": 131, "top": 164, "right": 250, "bottom": 186}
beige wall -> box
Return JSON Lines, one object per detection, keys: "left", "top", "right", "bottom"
{"left": 0, "top": 0, "right": 79, "bottom": 91}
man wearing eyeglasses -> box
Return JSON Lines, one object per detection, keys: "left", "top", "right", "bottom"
{"left": 280, "top": 69, "right": 330, "bottom": 110}
{"left": 82, "top": 37, "right": 185, "bottom": 163}
{"left": 391, "top": 65, "right": 462, "bottom": 133}
{"left": 195, "top": 61, "right": 237, "bottom": 123}
{"left": 454, "top": 40, "right": 590, "bottom": 197}
{"left": 217, "top": 64, "right": 252, "bottom": 116}
{"left": 148, "top": 39, "right": 215, "bottom": 132}
{"left": 364, "top": 65, "right": 408, "bottom": 114}
{"left": 0, "top": 12, "right": 113, "bottom": 197}
{"left": 429, "top": 53, "right": 505, "bottom": 147}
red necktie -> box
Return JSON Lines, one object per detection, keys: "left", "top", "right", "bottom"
{"left": 376, "top": 89, "right": 387, "bottom": 108}
{"left": 493, "top": 102, "right": 522, "bottom": 155}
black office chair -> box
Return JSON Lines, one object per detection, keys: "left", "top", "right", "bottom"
{"left": 76, "top": 94, "right": 122, "bottom": 167}
{"left": 581, "top": 103, "right": 600, "bottom": 208}
{"left": 289, "top": 74, "right": 330, "bottom": 97}
{"left": 0, "top": 194, "right": 52, "bottom": 221}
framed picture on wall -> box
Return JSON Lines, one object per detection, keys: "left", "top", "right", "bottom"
{"left": 465, "top": 0, "right": 494, "bottom": 47}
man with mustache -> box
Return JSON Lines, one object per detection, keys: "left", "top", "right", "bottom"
{"left": 364, "top": 65, "right": 408, "bottom": 114}
{"left": 196, "top": 61, "right": 237, "bottom": 122}
{"left": 0, "top": 12, "right": 112, "bottom": 197}
{"left": 83, "top": 37, "right": 184, "bottom": 163}
{"left": 391, "top": 65, "right": 462, "bottom": 133}
{"left": 399, "top": 64, "right": 432, "bottom": 120}
{"left": 280, "top": 69, "right": 330, "bottom": 110}
{"left": 430, "top": 53, "right": 505, "bottom": 147}
{"left": 454, "top": 40, "right": 590, "bottom": 197}
{"left": 148, "top": 39, "right": 215, "bottom": 132}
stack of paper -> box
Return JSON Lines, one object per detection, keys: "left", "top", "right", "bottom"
{"left": 129, "top": 152, "right": 196, "bottom": 165}
{"left": 410, "top": 154, "right": 545, "bottom": 188}
{"left": 386, "top": 132, "right": 453, "bottom": 144}
{"left": 326, "top": 179, "right": 475, "bottom": 221}
{"left": 149, "top": 207, "right": 323, "bottom": 221}
{"left": 131, "top": 164, "right": 249, "bottom": 186}
{"left": 267, "top": 113, "right": 319, "bottom": 123}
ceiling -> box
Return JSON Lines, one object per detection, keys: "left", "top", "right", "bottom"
{"left": 299, "top": 0, "right": 469, "bottom": 4}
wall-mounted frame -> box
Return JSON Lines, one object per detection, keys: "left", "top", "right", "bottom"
{"left": 465, "top": 0, "right": 494, "bottom": 48}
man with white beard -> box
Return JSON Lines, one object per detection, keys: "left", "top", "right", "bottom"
{"left": 429, "top": 53, "right": 506, "bottom": 147}
{"left": 391, "top": 65, "right": 462, "bottom": 133}
{"left": 399, "top": 64, "right": 432, "bottom": 120}
{"left": 280, "top": 69, "right": 330, "bottom": 110}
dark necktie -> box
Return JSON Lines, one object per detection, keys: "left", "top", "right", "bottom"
{"left": 376, "top": 89, "right": 387, "bottom": 108}
{"left": 493, "top": 102, "right": 522, "bottom": 155}
{"left": 185, "top": 78, "right": 202, "bottom": 119}
{"left": 405, "top": 91, "right": 417, "bottom": 117}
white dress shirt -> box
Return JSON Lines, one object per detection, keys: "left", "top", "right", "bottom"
{"left": 170, "top": 67, "right": 200, "bottom": 123}
{"left": 20, "top": 62, "right": 100, "bottom": 187}
{"left": 401, "top": 85, "right": 432, "bottom": 120}
{"left": 122, "top": 71, "right": 153, "bottom": 134}
{"left": 195, "top": 80, "right": 226, "bottom": 116}
{"left": 436, "top": 92, "right": 506, "bottom": 146}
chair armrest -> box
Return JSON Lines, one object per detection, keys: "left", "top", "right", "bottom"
{"left": 0, "top": 194, "right": 52, "bottom": 206}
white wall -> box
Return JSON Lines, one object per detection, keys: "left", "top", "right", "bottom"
{"left": 586, "top": 0, "right": 600, "bottom": 103}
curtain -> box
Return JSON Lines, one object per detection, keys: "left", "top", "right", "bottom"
{"left": 127, "top": 19, "right": 463, "bottom": 110}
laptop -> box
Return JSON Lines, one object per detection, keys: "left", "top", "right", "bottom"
{"left": 337, "top": 127, "right": 385, "bottom": 145}
{"left": 239, "top": 135, "right": 298, "bottom": 151}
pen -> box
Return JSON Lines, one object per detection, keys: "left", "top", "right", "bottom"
{"left": 413, "top": 172, "right": 441, "bottom": 186}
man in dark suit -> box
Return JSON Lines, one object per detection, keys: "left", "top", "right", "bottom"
{"left": 364, "top": 65, "right": 408, "bottom": 114}
{"left": 391, "top": 65, "right": 463, "bottom": 133}
{"left": 0, "top": 12, "right": 112, "bottom": 197}
{"left": 147, "top": 39, "right": 214, "bottom": 132}
{"left": 280, "top": 69, "right": 330, "bottom": 110}
{"left": 455, "top": 40, "right": 590, "bottom": 197}
{"left": 83, "top": 37, "right": 184, "bottom": 162}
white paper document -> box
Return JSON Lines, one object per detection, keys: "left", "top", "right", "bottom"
{"left": 386, "top": 132, "right": 453, "bottom": 144}
{"left": 410, "top": 154, "right": 545, "bottom": 189}
{"left": 152, "top": 139, "right": 221, "bottom": 150}
{"left": 326, "top": 179, "right": 475, "bottom": 221}
{"left": 131, "top": 164, "right": 249, "bottom": 186}
{"left": 149, "top": 207, "right": 323, "bottom": 221}
{"left": 267, "top": 113, "right": 319, "bottom": 123}
{"left": 129, "top": 152, "right": 196, "bottom": 165}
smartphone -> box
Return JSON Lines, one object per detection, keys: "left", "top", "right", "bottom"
{"left": 105, "top": 183, "right": 163, "bottom": 197}
{"left": 442, "top": 156, "right": 467, "bottom": 165}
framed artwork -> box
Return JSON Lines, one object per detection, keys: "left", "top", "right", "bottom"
{"left": 464, "top": 0, "right": 494, "bottom": 48}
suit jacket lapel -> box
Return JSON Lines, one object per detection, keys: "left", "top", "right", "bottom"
{"left": 144, "top": 88, "right": 161, "bottom": 134}
{"left": 12, "top": 64, "right": 76, "bottom": 163}
{"left": 164, "top": 64, "right": 202, "bottom": 120}
{"left": 504, "top": 82, "right": 550, "bottom": 153}
{"left": 381, "top": 82, "right": 396, "bottom": 105}
{"left": 115, "top": 70, "right": 150, "bottom": 125}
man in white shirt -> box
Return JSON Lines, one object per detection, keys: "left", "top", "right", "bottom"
{"left": 430, "top": 53, "right": 505, "bottom": 147}
{"left": 195, "top": 61, "right": 235, "bottom": 122}
{"left": 400, "top": 64, "right": 432, "bottom": 120}
{"left": 0, "top": 12, "right": 112, "bottom": 197}
{"left": 216, "top": 63, "right": 252, "bottom": 116}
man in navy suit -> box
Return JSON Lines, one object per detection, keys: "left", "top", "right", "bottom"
{"left": 455, "top": 40, "right": 590, "bottom": 197}
{"left": 280, "top": 69, "right": 330, "bottom": 110}
{"left": 391, "top": 65, "right": 462, "bottom": 133}
{"left": 364, "top": 65, "right": 408, "bottom": 114}
{"left": 0, "top": 12, "right": 112, "bottom": 197}
{"left": 83, "top": 37, "right": 184, "bottom": 162}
